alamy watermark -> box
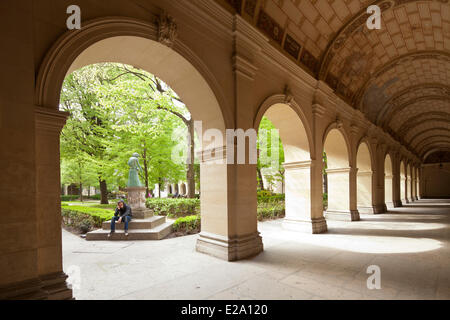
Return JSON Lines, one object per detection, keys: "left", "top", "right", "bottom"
{"left": 66, "top": 4, "right": 382, "bottom": 31}
{"left": 366, "top": 265, "right": 381, "bottom": 290}
{"left": 170, "top": 121, "right": 281, "bottom": 169}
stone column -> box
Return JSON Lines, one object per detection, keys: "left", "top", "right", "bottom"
{"left": 416, "top": 167, "right": 421, "bottom": 200}
{"left": 406, "top": 166, "right": 412, "bottom": 203}
{"left": 282, "top": 160, "right": 327, "bottom": 233}
{"left": 392, "top": 153, "right": 402, "bottom": 207}
{"left": 326, "top": 167, "right": 359, "bottom": 221}
{"left": 356, "top": 168, "right": 375, "bottom": 213}
{"left": 34, "top": 107, "right": 72, "bottom": 299}
{"left": 372, "top": 141, "right": 387, "bottom": 214}
{"left": 195, "top": 146, "right": 263, "bottom": 261}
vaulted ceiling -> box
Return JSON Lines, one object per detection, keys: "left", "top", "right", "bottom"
{"left": 220, "top": 0, "right": 450, "bottom": 161}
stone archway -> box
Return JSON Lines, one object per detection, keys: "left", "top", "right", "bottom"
{"left": 323, "top": 127, "right": 357, "bottom": 221}
{"left": 254, "top": 96, "right": 325, "bottom": 233}
{"left": 32, "top": 17, "right": 262, "bottom": 295}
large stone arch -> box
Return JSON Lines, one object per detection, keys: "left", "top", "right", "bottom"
{"left": 35, "top": 16, "right": 230, "bottom": 133}
{"left": 33, "top": 16, "right": 263, "bottom": 269}
{"left": 253, "top": 94, "right": 326, "bottom": 234}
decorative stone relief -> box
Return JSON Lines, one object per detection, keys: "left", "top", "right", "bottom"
{"left": 157, "top": 13, "right": 177, "bottom": 48}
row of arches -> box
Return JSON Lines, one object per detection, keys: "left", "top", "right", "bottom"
{"left": 258, "top": 100, "right": 422, "bottom": 230}
{"left": 33, "top": 16, "right": 424, "bottom": 273}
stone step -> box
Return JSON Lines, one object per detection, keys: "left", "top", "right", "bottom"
{"left": 86, "top": 221, "right": 174, "bottom": 241}
{"left": 101, "top": 216, "right": 165, "bottom": 230}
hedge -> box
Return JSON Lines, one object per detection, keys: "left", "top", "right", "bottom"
{"left": 146, "top": 198, "right": 200, "bottom": 218}
{"left": 258, "top": 194, "right": 285, "bottom": 203}
{"left": 173, "top": 215, "right": 201, "bottom": 233}
{"left": 61, "top": 195, "right": 79, "bottom": 202}
{"left": 61, "top": 205, "right": 114, "bottom": 233}
{"left": 257, "top": 202, "right": 285, "bottom": 221}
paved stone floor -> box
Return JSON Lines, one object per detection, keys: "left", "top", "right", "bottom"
{"left": 63, "top": 199, "right": 450, "bottom": 300}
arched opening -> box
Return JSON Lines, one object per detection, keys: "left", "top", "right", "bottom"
{"left": 34, "top": 19, "right": 262, "bottom": 298}
{"left": 407, "top": 163, "right": 412, "bottom": 202}
{"left": 356, "top": 141, "right": 373, "bottom": 213}
{"left": 400, "top": 160, "right": 407, "bottom": 204}
{"left": 323, "top": 129, "right": 353, "bottom": 220}
{"left": 384, "top": 154, "right": 394, "bottom": 208}
{"left": 254, "top": 101, "right": 315, "bottom": 232}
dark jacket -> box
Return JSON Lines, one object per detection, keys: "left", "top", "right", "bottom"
{"left": 114, "top": 202, "right": 132, "bottom": 218}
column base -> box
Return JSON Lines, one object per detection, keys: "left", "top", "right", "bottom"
{"left": 282, "top": 217, "right": 327, "bottom": 234}
{"left": 393, "top": 200, "right": 403, "bottom": 207}
{"left": 0, "top": 272, "right": 72, "bottom": 300}
{"left": 196, "top": 231, "right": 263, "bottom": 262}
{"left": 357, "top": 206, "right": 377, "bottom": 214}
{"left": 325, "top": 210, "right": 360, "bottom": 221}
{"left": 385, "top": 201, "right": 394, "bottom": 209}
{"left": 368, "top": 204, "right": 387, "bottom": 214}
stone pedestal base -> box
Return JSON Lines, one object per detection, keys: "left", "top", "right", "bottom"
{"left": 282, "top": 217, "right": 327, "bottom": 234}
{"left": 0, "top": 272, "right": 72, "bottom": 300}
{"left": 325, "top": 210, "right": 360, "bottom": 221}
{"left": 358, "top": 205, "right": 386, "bottom": 214}
{"left": 385, "top": 201, "right": 395, "bottom": 209}
{"left": 196, "top": 231, "right": 263, "bottom": 261}
{"left": 393, "top": 200, "right": 403, "bottom": 207}
{"left": 132, "top": 208, "right": 154, "bottom": 219}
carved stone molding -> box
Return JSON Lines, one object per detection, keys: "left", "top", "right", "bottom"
{"left": 283, "top": 85, "right": 294, "bottom": 105}
{"left": 35, "top": 107, "right": 69, "bottom": 135}
{"left": 156, "top": 13, "right": 178, "bottom": 48}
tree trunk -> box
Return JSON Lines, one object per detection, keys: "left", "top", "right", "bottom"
{"left": 79, "top": 183, "right": 83, "bottom": 202}
{"left": 257, "top": 167, "right": 265, "bottom": 190}
{"left": 186, "top": 119, "right": 196, "bottom": 198}
{"left": 99, "top": 178, "right": 109, "bottom": 204}
{"left": 158, "top": 178, "right": 162, "bottom": 198}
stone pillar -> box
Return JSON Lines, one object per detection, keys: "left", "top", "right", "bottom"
{"left": 282, "top": 160, "right": 327, "bottom": 234}
{"left": 195, "top": 146, "right": 263, "bottom": 261}
{"left": 356, "top": 168, "right": 375, "bottom": 213}
{"left": 326, "top": 167, "right": 359, "bottom": 221}
{"left": 406, "top": 165, "right": 412, "bottom": 203}
{"left": 392, "top": 153, "right": 402, "bottom": 207}
{"left": 372, "top": 141, "right": 387, "bottom": 214}
{"left": 34, "top": 107, "right": 72, "bottom": 299}
{"left": 416, "top": 167, "right": 421, "bottom": 199}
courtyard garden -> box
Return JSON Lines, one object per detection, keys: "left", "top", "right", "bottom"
{"left": 60, "top": 190, "right": 286, "bottom": 238}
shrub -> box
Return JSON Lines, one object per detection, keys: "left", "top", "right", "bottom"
{"left": 146, "top": 198, "right": 200, "bottom": 218}
{"left": 173, "top": 215, "right": 201, "bottom": 233}
{"left": 61, "top": 195, "right": 79, "bottom": 202}
{"left": 257, "top": 190, "right": 274, "bottom": 197}
{"left": 257, "top": 202, "right": 285, "bottom": 221}
{"left": 61, "top": 205, "right": 114, "bottom": 232}
{"left": 87, "top": 194, "right": 101, "bottom": 200}
{"left": 258, "top": 194, "right": 285, "bottom": 203}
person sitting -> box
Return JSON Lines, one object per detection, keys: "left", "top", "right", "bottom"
{"left": 108, "top": 200, "right": 132, "bottom": 238}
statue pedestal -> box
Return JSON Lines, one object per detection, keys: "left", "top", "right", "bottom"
{"left": 126, "top": 186, "right": 153, "bottom": 219}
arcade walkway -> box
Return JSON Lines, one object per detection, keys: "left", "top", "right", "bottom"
{"left": 63, "top": 200, "right": 450, "bottom": 300}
